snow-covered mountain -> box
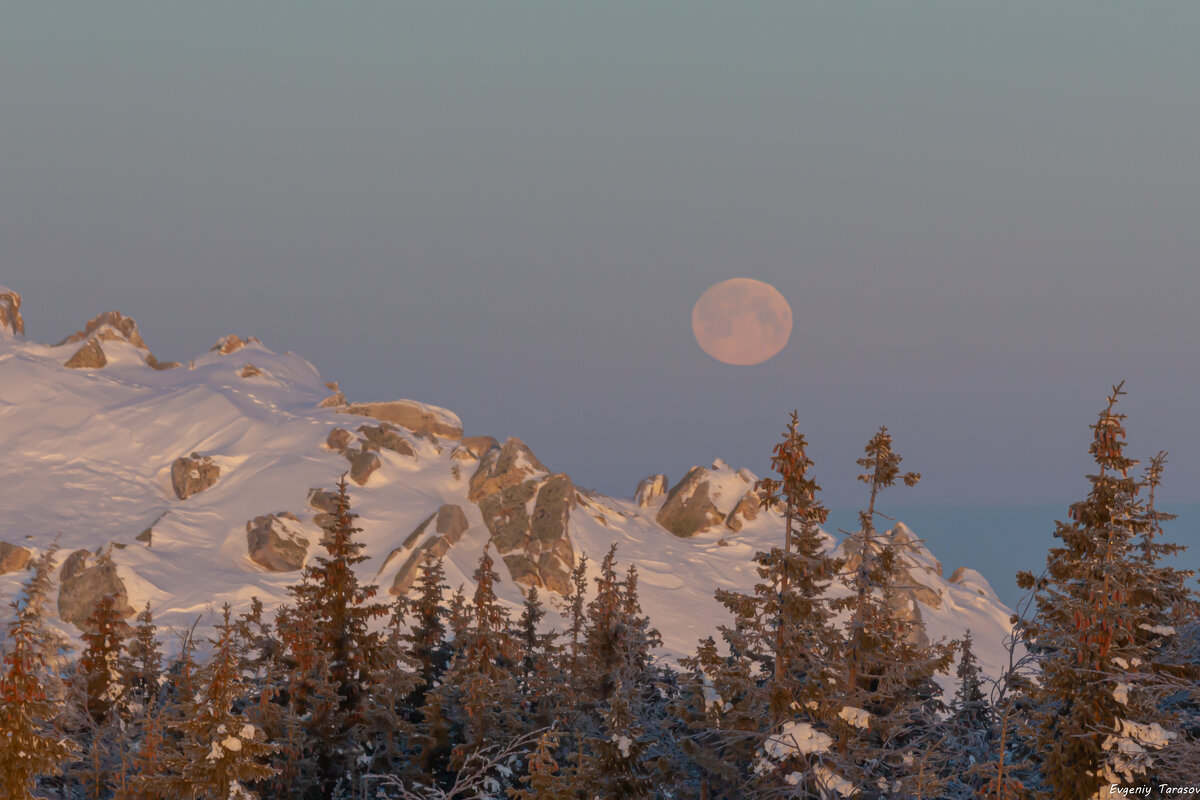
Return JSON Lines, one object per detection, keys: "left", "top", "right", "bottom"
{"left": 0, "top": 287, "right": 1016, "bottom": 683}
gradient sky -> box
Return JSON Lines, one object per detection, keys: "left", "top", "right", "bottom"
{"left": 4, "top": 4, "right": 1200, "bottom": 531}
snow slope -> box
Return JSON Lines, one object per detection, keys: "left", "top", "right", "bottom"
{"left": 0, "top": 300, "right": 1017, "bottom": 685}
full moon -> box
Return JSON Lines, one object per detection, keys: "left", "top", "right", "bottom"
{"left": 692, "top": 278, "right": 792, "bottom": 366}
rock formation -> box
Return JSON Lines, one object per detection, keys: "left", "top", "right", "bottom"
{"left": 64, "top": 337, "right": 108, "bottom": 369}
{"left": 467, "top": 438, "right": 575, "bottom": 594}
{"left": 388, "top": 504, "right": 471, "bottom": 594}
{"left": 724, "top": 491, "right": 760, "bottom": 532}
{"left": 211, "top": 334, "right": 260, "bottom": 355}
{"left": 656, "top": 467, "right": 726, "bottom": 537}
{"left": 337, "top": 399, "right": 463, "bottom": 439}
{"left": 635, "top": 474, "right": 669, "bottom": 508}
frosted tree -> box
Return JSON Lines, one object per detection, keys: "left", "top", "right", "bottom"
{"left": 0, "top": 581, "right": 76, "bottom": 798}
{"left": 1015, "top": 384, "right": 1199, "bottom": 798}
{"left": 682, "top": 412, "right": 843, "bottom": 797}
{"left": 827, "top": 426, "right": 953, "bottom": 798}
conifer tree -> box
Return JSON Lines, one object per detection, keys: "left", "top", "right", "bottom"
{"left": 1015, "top": 384, "right": 1198, "bottom": 798}
{"left": 683, "top": 412, "right": 843, "bottom": 796}
{"left": 150, "top": 605, "right": 277, "bottom": 799}
{"left": 508, "top": 731, "right": 572, "bottom": 800}
{"left": 0, "top": 590, "right": 76, "bottom": 797}
{"left": 827, "top": 426, "right": 953, "bottom": 797}
{"left": 77, "top": 593, "right": 130, "bottom": 725}
{"left": 575, "top": 682, "right": 654, "bottom": 800}
{"left": 121, "top": 602, "right": 164, "bottom": 715}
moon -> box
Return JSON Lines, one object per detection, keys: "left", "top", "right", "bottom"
{"left": 692, "top": 278, "right": 792, "bottom": 366}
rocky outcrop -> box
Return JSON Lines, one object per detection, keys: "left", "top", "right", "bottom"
{"left": 0, "top": 541, "right": 31, "bottom": 574}
{"left": 211, "top": 335, "right": 260, "bottom": 355}
{"left": 724, "top": 491, "right": 760, "bottom": 532}
{"left": 387, "top": 504, "right": 471, "bottom": 594}
{"left": 64, "top": 338, "right": 108, "bottom": 369}
{"left": 246, "top": 512, "right": 310, "bottom": 572}
{"left": 656, "top": 467, "right": 726, "bottom": 537}
{"left": 239, "top": 363, "right": 262, "bottom": 378}
{"left": 58, "top": 311, "right": 148, "bottom": 350}
{"left": 171, "top": 453, "right": 221, "bottom": 499}
{"left": 144, "top": 353, "right": 180, "bottom": 370}
{"left": 0, "top": 286, "right": 24, "bottom": 336}
{"left": 338, "top": 400, "right": 463, "bottom": 440}
{"left": 635, "top": 474, "right": 669, "bottom": 508}
{"left": 468, "top": 438, "right": 576, "bottom": 594}
{"left": 58, "top": 558, "right": 135, "bottom": 627}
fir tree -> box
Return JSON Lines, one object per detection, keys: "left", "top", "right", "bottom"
{"left": 576, "top": 682, "right": 654, "bottom": 800}
{"left": 507, "top": 731, "right": 572, "bottom": 800}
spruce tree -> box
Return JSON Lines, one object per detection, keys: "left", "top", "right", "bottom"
{"left": 508, "top": 731, "right": 572, "bottom": 800}
{"left": 0, "top": 593, "right": 76, "bottom": 797}
{"left": 1015, "top": 384, "right": 1198, "bottom": 798}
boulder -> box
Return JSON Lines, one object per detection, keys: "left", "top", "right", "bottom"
{"left": 58, "top": 560, "right": 135, "bottom": 627}
{"left": 338, "top": 400, "right": 463, "bottom": 439}
{"left": 346, "top": 447, "right": 382, "bottom": 486}
{"left": 635, "top": 474, "right": 669, "bottom": 508}
{"left": 0, "top": 541, "right": 31, "bottom": 574}
{"left": 358, "top": 423, "right": 417, "bottom": 459}
{"left": 59, "top": 549, "right": 92, "bottom": 581}
{"left": 326, "top": 428, "right": 353, "bottom": 453}
{"left": 724, "top": 491, "right": 761, "bottom": 532}
{"left": 0, "top": 286, "right": 25, "bottom": 335}
{"left": 656, "top": 467, "right": 725, "bottom": 538}
{"left": 211, "top": 334, "right": 259, "bottom": 355}
{"left": 64, "top": 338, "right": 107, "bottom": 369}
{"left": 171, "top": 453, "right": 221, "bottom": 499}
{"left": 238, "top": 363, "right": 263, "bottom": 378}
{"left": 246, "top": 512, "right": 310, "bottom": 572}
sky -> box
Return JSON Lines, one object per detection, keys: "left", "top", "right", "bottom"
{"left": 4, "top": 2, "right": 1200, "bottom": 548}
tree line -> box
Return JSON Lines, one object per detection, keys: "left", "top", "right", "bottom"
{"left": 3, "top": 383, "right": 1199, "bottom": 799}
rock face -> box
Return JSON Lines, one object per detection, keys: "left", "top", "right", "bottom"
{"left": 388, "top": 504, "right": 471, "bottom": 595}
{"left": 635, "top": 474, "right": 669, "bottom": 508}
{"left": 338, "top": 400, "right": 463, "bottom": 440}
{"left": 0, "top": 541, "right": 31, "bottom": 574}
{"left": 0, "top": 286, "right": 25, "bottom": 335}
{"left": 64, "top": 338, "right": 108, "bottom": 369}
{"left": 724, "top": 491, "right": 760, "bottom": 532}
{"left": 246, "top": 512, "right": 310, "bottom": 572}
{"left": 468, "top": 438, "right": 576, "bottom": 594}
{"left": 171, "top": 453, "right": 221, "bottom": 499}
{"left": 656, "top": 467, "right": 726, "bottom": 538}
{"left": 58, "top": 559, "right": 135, "bottom": 627}
{"left": 460, "top": 436, "right": 498, "bottom": 459}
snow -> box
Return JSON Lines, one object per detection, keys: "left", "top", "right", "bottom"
{"left": 222, "top": 735, "right": 243, "bottom": 752}
{"left": 1139, "top": 623, "right": 1176, "bottom": 636}
{"left": 764, "top": 721, "right": 833, "bottom": 758}
{"left": 612, "top": 734, "right": 633, "bottom": 758}
{"left": 0, "top": 323, "right": 1018, "bottom": 687}
{"left": 838, "top": 706, "right": 871, "bottom": 730}
{"left": 1113, "top": 683, "right": 1131, "bottom": 706}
